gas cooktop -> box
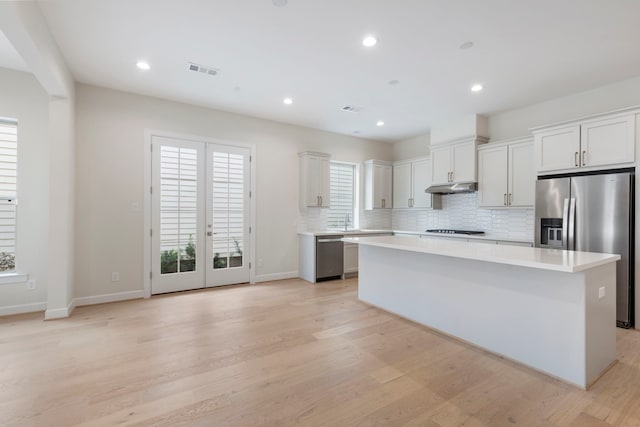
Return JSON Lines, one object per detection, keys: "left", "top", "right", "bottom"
{"left": 425, "top": 229, "right": 485, "bottom": 235}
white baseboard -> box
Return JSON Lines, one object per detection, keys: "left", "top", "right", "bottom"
{"left": 45, "top": 299, "right": 76, "bottom": 320}
{"left": 74, "top": 290, "right": 145, "bottom": 307}
{"left": 0, "top": 301, "right": 47, "bottom": 317}
{"left": 254, "top": 270, "right": 299, "bottom": 283}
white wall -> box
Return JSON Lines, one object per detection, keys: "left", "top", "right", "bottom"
{"left": 0, "top": 68, "right": 49, "bottom": 313}
{"left": 392, "top": 133, "right": 430, "bottom": 161}
{"left": 488, "top": 75, "right": 640, "bottom": 141}
{"left": 74, "top": 84, "right": 393, "bottom": 297}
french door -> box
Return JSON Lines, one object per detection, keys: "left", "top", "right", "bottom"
{"left": 151, "top": 136, "right": 251, "bottom": 294}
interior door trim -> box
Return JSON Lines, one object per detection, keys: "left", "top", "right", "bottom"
{"left": 143, "top": 128, "right": 257, "bottom": 298}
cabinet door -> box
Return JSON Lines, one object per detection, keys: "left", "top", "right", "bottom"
{"left": 302, "top": 155, "right": 321, "bottom": 207}
{"left": 581, "top": 115, "right": 635, "bottom": 168}
{"left": 393, "top": 162, "right": 412, "bottom": 208}
{"left": 534, "top": 126, "right": 580, "bottom": 172}
{"left": 452, "top": 141, "right": 476, "bottom": 183}
{"left": 379, "top": 164, "right": 393, "bottom": 209}
{"left": 477, "top": 145, "right": 508, "bottom": 207}
{"left": 508, "top": 142, "right": 534, "bottom": 207}
{"left": 317, "top": 156, "right": 330, "bottom": 207}
{"left": 344, "top": 243, "right": 358, "bottom": 273}
{"left": 431, "top": 146, "right": 452, "bottom": 185}
{"left": 372, "top": 164, "right": 384, "bottom": 209}
{"left": 412, "top": 158, "right": 432, "bottom": 208}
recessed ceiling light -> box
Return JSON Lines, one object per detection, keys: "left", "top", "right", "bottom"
{"left": 362, "top": 35, "right": 378, "bottom": 47}
{"left": 376, "top": 121, "right": 385, "bottom": 127}
{"left": 136, "top": 61, "right": 150, "bottom": 70}
{"left": 459, "top": 41, "right": 474, "bottom": 50}
{"left": 353, "top": 130, "right": 360, "bottom": 134}
{"left": 471, "top": 84, "right": 483, "bottom": 92}
{"left": 283, "top": 97, "right": 293, "bottom": 105}
{"left": 272, "top": 0, "right": 288, "bottom": 6}
{"left": 388, "top": 79, "right": 400, "bottom": 86}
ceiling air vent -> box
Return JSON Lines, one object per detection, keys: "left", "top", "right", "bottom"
{"left": 188, "top": 62, "right": 219, "bottom": 76}
{"left": 341, "top": 105, "right": 363, "bottom": 113}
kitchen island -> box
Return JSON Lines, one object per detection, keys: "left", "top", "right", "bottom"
{"left": 343, "top": 235, "right": 620, "bottom": 389}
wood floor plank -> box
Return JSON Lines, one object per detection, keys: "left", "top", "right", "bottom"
{"left": 1, "top": 277, "right": 640, "bottom": 426}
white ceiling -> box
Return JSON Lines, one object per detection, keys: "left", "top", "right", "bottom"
{"left": 35, "top": 0, "right": 640, "bottom": 141}
{"left": 0, "top": 30, "right": 28, "bottom": 72}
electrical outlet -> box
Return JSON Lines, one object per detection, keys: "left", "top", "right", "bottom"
{"left": 598, "top": 286, "right": 605, "bottom": 299}
{"left": 111, "top": 272, "right": 120, "bottom": 282}
{"left": 26, "top": 279, "right": 36, "bottom": 290}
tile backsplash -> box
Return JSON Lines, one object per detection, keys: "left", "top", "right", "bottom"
{"left": 392, "top": 192, "right": 534, "bottom": 241}
{"left": 298, "top": 208, "right": 392, "bottom": 232}
{"left": 298, "top": 192, "right": 534, "bottom": 241}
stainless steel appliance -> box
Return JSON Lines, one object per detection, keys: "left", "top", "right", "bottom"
{"left": 535, "top": 169, "right": 634, "bottom": 328}
{"left": 316, "top": 235, "right": 344, "bottom": 281}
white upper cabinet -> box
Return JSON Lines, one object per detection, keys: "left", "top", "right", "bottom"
{"left": 365, "top": 160, "right": 392, "bottom": 209}
{"left": 393, "top": 157, "right": 441, "bottom": 209}
{"left": 478, "top": 138, "right": 534, "bottom": 208}
{"left": 534, "top": 126, "right": 580, "bottom": 173}
{"left": 580, "top": 115, "right": 635, "bottom": 168}
{"left": 430, "top": 137, "right": 486, "bottom": 185}
{"left": 533, "top": 109, "right": 636, "bottom": 174}
{"left": 299, "top": 152, "right": 330, "bottom": 208}
{"left": 478, "top": 145, "right": 508, "bottom": 207}
{"left": 392, "top": 162, "right": 412, "bottom": 208}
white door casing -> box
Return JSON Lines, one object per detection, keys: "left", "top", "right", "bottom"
{"left": 148, "top": 132, "right": 253, "bottom": 295}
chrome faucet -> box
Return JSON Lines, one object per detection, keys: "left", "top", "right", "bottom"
{"left": 344, "top": 213, "right": 350, "bottom": 231}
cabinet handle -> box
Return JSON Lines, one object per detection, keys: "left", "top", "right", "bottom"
{"left": 574, "top": 151, "right": 579, "bottom": 167}
{"left": 509, "top": 193, "right": 512, "bottom": 205}
{"left": 582, "top": 150, "right": 587, "bottom": 166}
{"left": 382, "top": 198, "right": 385, "bottom": 208}
{"left": 408, "top": 198, "right": 412, "bottom": 207}
{"left": 451, "top": 171, "right": 454, "bottom": 182}
{"left": 504, "top": 193, "right": 507, "bottom": 206}
{"left": 320, "top": 196, "right": 323, "bottom": 206}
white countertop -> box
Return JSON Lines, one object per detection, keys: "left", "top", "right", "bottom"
{"left": 342, "top": 235, "right": 620, "bottom": 273}
{"left": 298, "top": 229, "right": 393, "bottom": 237}
{"left": 298, "top": 229, "right": 533, "bottom": 244}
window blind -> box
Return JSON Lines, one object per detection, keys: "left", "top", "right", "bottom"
{"left": 159, "top": 145, "right": 198, "bottom": 273}
{"left": 212, "top": 152, "right": 244, "bottom": 268}
{"left": 328, "top": 162, "right": 355, "bottom": 229}
{"left": 0, "top": 121, "right": 17, "bottom": 272}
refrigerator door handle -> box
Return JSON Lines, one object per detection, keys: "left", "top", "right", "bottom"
{"left": 562, "top": 198, "right": 569, "bottom": 249}
{"left": 568, "top": 198, "right": 576, "bottom": 250}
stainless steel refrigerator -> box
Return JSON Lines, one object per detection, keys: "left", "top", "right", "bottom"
{"left": 535, "top": 169, "right": 634, "bottom": 328}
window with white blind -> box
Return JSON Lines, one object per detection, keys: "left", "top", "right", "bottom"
{"left": 159, "top": 145, "right": 198, "bottom": 274}
{"left": 0, "top": 121, "right": 17, "bottom": 273}
{"left": 328, "top": 161, "right": 357, "bottom": 230}
{"left": 211, "top": 151, "right": 244, "bottom": 269}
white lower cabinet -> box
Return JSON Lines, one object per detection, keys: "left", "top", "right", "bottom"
{"left": 344, "top": 243, "right": 358, "bottom": 274}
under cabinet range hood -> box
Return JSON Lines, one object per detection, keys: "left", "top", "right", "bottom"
{"left": 425, "top": 182, "right": 477, "bottom": 195}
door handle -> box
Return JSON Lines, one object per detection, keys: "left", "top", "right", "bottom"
{"left": 582, "top": 150, "right": 587, "bottom": 166}
{"left": 207, "top": 231, "right": 213, "bottom": 237}
{"left": 568, "top": 198, "right": 576, "bottom": 250}
{"left": 562, "top": 198, "right": 569, "bottom": 248}
{"left": 574, "top": 152, "right": 579, "bottom": 167}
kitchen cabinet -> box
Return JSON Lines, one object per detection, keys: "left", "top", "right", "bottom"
{"left": 533, "top": 111, "right": 635, "bottom": 174}
{"left": 299, "top": 152, "right": 330, "bottom": 208}
{"left": 478, "top": 137, "right": 534, "bottom": 208}
{"left": 393, "top": 157, "right": 441, "bottom": 209}
{"left": 344, "top": 242, "right": 358, "bottom": 274}
{"left": 364, "top": 160, "right": 392, "bottom": 209}
{"left": 431, "top": 138, "right": 482, "bottom": 185}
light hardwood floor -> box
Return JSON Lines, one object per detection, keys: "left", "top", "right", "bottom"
{"left": 1, "top": 277, "right": 640, "bottom": 426}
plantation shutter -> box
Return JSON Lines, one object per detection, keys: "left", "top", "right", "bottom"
{"left": 0, "top": 121, "right": 17, "bottom": 272}
{"left": 159, "top": 145, "right": 198, "bottom": 273}
{"left": 327, "top": 162, "right": 355, "bottom": 229}
{"left": 211, "top": 151, "right": 244, "bottom": 268}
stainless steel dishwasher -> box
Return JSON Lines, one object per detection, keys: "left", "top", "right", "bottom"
{"left": 315, "top": 235, "right": 344, "bottom": 281}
